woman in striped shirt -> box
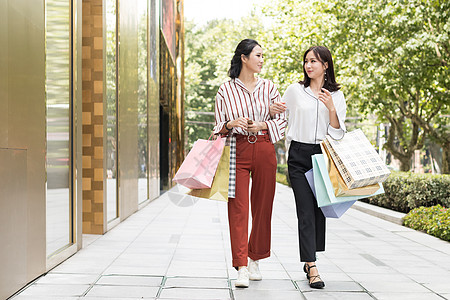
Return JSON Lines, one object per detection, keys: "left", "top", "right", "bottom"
{"left": 213, "top": 39, "right": 287, "bottom": 288}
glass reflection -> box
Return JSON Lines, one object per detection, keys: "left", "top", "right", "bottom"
{"left": 138, "top": 0, "right": 149, "bottom": 203}
{"left": 106, "top": 0, "right": 118, "bottom": 221}
{"left": 45, "top": 0, "right": 71, "bottom": 256}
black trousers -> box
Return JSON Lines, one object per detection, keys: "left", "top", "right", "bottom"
{"left": 288, "top": 141, "right": 325, "bottom": 262}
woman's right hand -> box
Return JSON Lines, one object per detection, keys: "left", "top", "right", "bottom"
{"left": 269, "top": 102, "right": 287, "bottom": 117}
{"left": 229, "top": 117, "right": 250, "bottom": 130}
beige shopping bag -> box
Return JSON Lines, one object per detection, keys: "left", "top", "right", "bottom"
{"left": 188, "top": 146, "right": 230, "bottom": 202}
{"left": 323, "top": 129, "right": 390, "bottom": 189}
{"left": 320, "top": 142, "right": 380, "bottom": 197}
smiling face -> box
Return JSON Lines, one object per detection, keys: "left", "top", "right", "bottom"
{"left": 242, "top": 45, "right": 264, "bottom": 74}
{"left": 304, "top": 50, "right": 328, "bottom": 81}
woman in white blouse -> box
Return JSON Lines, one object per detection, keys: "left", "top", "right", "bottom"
{"left": 274, "top": 46, "right": 346, "bottom": 289}
{"left": 213, "top": 39, "right": 287, "bottom": 288}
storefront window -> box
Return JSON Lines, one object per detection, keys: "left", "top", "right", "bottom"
{"left": 106, "top": 0, "right": 118, "bottom": 221}
{"left": 138, "top": 0, "right": 149, "bottom": 203}
{"left": 45, "top": 0, "right": 71, "bottom": 256}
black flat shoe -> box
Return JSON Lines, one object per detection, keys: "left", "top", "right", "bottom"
{"left": 305, "top": 264, "right": 325, "bottom": 289}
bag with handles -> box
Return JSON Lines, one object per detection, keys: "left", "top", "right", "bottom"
{"left": 188, "top": 146, "right": 230, "bottom": 202}
{"left": 173, "top": 136, "right": 226, "bottom": 189}
{"left": 323, "top": 129, "right": 390, "bottom": 189}
{"left": 306, "top": 153, "right": 385, "bottom": 218}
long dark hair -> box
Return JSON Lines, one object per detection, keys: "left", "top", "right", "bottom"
{"left": 299, "top": 46, "right": 340, "bottom": 92}
{"left": 228, "top": 39, "right": 261, "bottom": 79}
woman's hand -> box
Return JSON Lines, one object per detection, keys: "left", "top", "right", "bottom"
{"left": 318, "top": 88, "right": 335, "bottom": 112}
{"left": 269, "top": 102, "right": 287, "bottom": 117}
{"left": 247, "top": 121, "right": 267, "bottom": 133}
{"left": 229, "top": 117, "right": 250, "bottom": 130}
{"left": 319, "top": 88, "right": 340, "bottom": 129}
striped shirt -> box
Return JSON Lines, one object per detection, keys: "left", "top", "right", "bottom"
{"left": 213, "top": 78, "right": 287, "bottom": 144}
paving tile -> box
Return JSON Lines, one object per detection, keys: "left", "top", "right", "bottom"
{"left": 358, "top": 278, "right": 431, "bottom": 293}
{"left": 423, "top": 281, "right": 450, "bottom": 294}
{"left": 371, "top": 292, "right": 445, "bottom": 300}
{"left": 85, "top": 285, "right": 159, "bottom": 298}
{"left": 168, "top": 260, "right": 228, "bottom": 270}
{"left": 233, "top": 289, "right": 303, "bottom": 300}
{"left": 302, "top": 291, "right": 372, "bottom": 299}
{"left": 166, "top": 266, "right": 228, "bottom": 277}
{"left": 18, "top": 284, "right": 90, "bottom": 297}
{"left": 159, "top": 287, "right": 231, "bottom": 299}
{"left": 50, "top": 259, "right": 110, "bottom": 274}
{"left": 103, "top": 264, "right": 168, "bottom": 276}
{"left": 35, "top": 273, "right": 100, "bottom": 285}
{"left": 11, "top": 296, "right": 79, "bottom": 300}
{"left": 296, "top": 280, "right": 363, "bottom": 293}
{"left": 347, "top": 272, "right": 413, "bottom": 283}
{"left": 231, "top": 279, "right": 297, "bottom": 291}
{"left": 96, "top": 275, "right": 163, "bottom": 286}
{"left": 84, "top": 298, "right": 155, "bottom": 300}
{"left": 164, "top": 277, "right": 229, "bottom": 289}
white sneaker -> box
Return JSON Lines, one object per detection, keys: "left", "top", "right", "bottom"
{"left": 235, "top": 267, "right": 249, "bottom": 288}
{"left": 248, "top": 258, "right": 262, "bottom": 281}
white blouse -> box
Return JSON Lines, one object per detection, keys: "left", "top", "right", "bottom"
{"left": 282, "top": 83, "right": 346, "bottom": 144}
{"left": 213, "top": 78, "right": 287, "bottom": 144}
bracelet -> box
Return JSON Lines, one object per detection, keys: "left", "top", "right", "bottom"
{"left": 224, "top": 121, "right": 231, "bottom": 131}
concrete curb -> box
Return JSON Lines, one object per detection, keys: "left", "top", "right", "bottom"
{"left": 351, "top": 201, "right": 406, "bottom": 225}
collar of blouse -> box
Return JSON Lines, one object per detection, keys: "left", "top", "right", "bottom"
{"left": 234, "top": 77, "right": 264, "bottom": 94}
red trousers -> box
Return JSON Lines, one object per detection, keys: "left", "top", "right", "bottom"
{"left": 228, "top": 134, "right": 277, "bottom": 267}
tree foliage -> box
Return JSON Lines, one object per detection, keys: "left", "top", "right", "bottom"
{"left": 257, "top": 0, "right": 450, "bottom": 172}
{"left": 184, "top": 16, "right": 263, "bottom": 148}
{"left": 329, "top": 0, "right": 450, "bottom": 172}
{"left": 184, "top": 0, "right": 450, "bottom": 173}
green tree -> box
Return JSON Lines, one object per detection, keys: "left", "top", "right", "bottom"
{"left": 258, "top": 0, "right": 450, "bottom": 173}
{"left": 184, "top": 16, "right": 263, "bottom": 148}
{"left": 330, "top": 0, "right": 450, "bottom": 172}
{"left": 259, "top": 0, "right": 336, "bottom": 92}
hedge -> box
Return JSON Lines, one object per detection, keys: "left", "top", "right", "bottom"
{"left": 403, "top": 205, "right": 450, "bottom": 242}
{"left": 363, "top": 172, "right": 450, "bottom": 213}
{"left": 277, "top": 164, "right": 291, "bottom": 187}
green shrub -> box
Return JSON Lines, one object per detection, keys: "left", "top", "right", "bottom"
{"left": 277, "top": 164, "right": 291, "bottom": 187}
{"left": 403, "top": 205, "right": 450, "bottom": 242}
{"left": 276, "top": 172, "right": 289, "bottom": 186}
{"left": 363, "top": 172, "right": 450, "bottom": 213}
{"left": 277, "top": 164, "right": 288, "bottom": 175}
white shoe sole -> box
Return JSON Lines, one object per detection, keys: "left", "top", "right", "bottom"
{"left": 249, "top": 274, "right": 262, "bottom": 281}
{"left": 235, "top": 281, "right": 249, "bottom": 288}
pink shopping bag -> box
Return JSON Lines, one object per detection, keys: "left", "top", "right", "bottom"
{"left": 173, "top": 137, "right": 226, "bottom": 189}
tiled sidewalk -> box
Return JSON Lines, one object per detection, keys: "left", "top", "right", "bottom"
{"left": 11, "top": 184, "right": 450, "bottom": 300}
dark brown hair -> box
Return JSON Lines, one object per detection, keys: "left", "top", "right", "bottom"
{"left": 228, "top": 39, "right": 261, "bottom": 79}
{"left": 299, "top": 46, "right": 340, "bottom": 92}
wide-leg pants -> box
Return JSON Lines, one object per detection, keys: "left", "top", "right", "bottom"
{"left": 287, "top": 141, "right": 325, "bottom": 262}
{"left": 228, "top": 134, "right": 277, "bottom": 267}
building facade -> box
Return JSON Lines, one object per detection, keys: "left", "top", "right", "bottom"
{"left": 0, "top": 0, "right": 184, "bottom": 298}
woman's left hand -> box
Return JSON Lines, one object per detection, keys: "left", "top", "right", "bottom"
{"left": 247, "top": 121, "right": 267, "bottom": 133}
{"left": 318, "top": 88, "right": 335, "bottom": 111}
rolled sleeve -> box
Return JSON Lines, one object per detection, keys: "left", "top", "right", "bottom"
{"left": 266, "top": 118, "right": 287, "bottom": 143}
